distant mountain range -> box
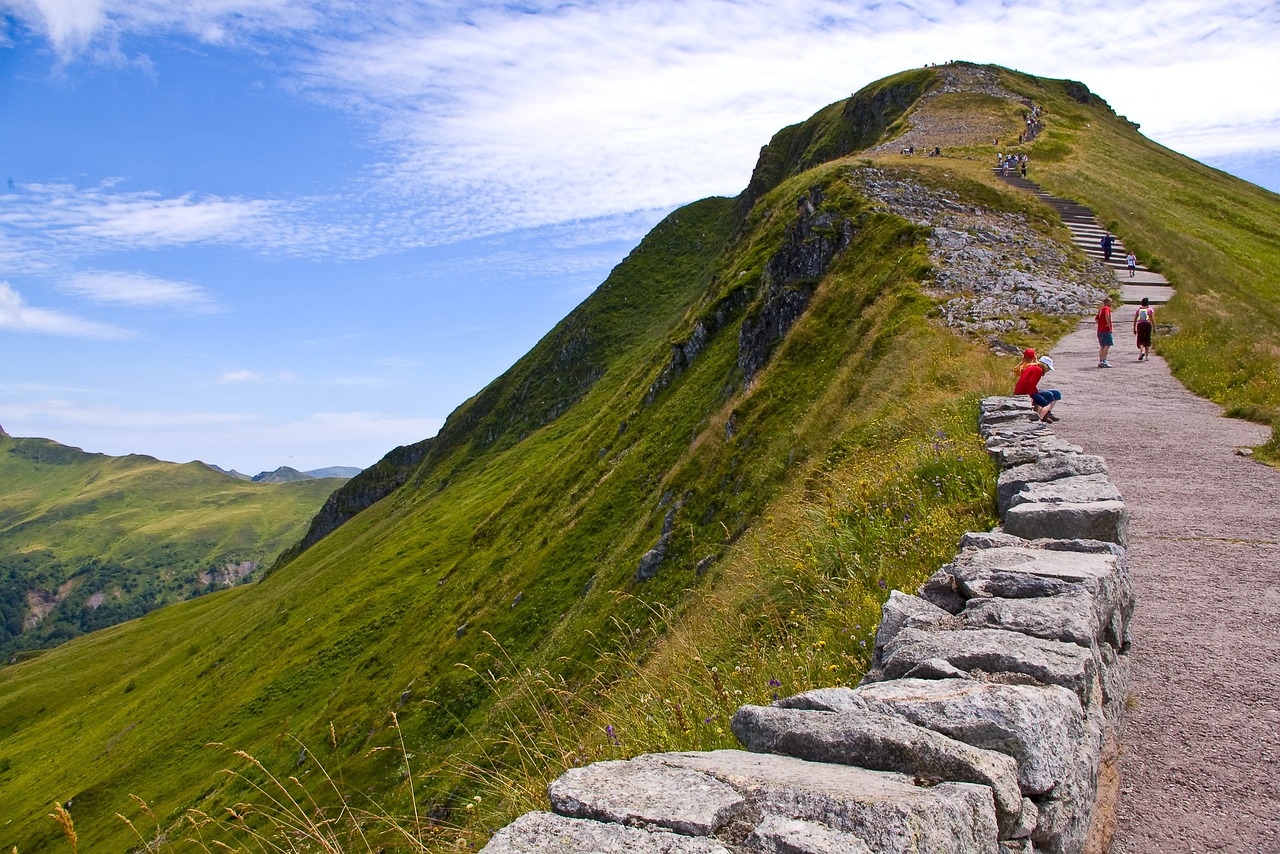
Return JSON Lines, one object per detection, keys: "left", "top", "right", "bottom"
{"left": 204, "top": 464, "right": 365, "bottom": 482}
{"left": 0, "top": 433, "right": 349, "bottom": 661}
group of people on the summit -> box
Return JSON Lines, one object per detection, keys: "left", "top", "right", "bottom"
{"left": 1016, "top": 294, "right": 1156, "bottom": 423}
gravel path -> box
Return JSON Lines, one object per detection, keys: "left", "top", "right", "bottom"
{"left": 1045, "top": 320, "right": 1280, "bottom": 853}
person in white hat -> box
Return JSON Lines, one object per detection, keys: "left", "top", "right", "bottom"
{"left": 1014, "top": 354, "right": 1062, "bottom": 423}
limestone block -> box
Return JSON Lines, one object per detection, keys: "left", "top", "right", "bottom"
{"left": 745, "top": 814, "right": 874, "bottom": 854}
{"left": 780, "top": 679, "right": 1085, "bottom": 797}
{"left": 880, "top": 626, "right": 1098, "bottom": 705}
{"left": 1005, "top": 475, "right": 1121, "bottom": 509}
{"left": 1003, "top": 501, "right": 1128, "bottom": 546}
{"left": 996, "top": 456, "right": 1108, "bottom": 515}
{"left": 479, "top": 812, "right": 732, "bottom": 853}
{"left": 730, "top": 704, "right": 1024, "bottom": 833}
{"left": 660, "top": 750, "right": 1000, "bottom": 854}
{"left": 872, "top": 591, "right": 957, "bottom": 669}
{"left": 548, "top": 759, "right": 744, "bottom": 836}
{"left": 959, "top": 593, "right": 1102, "bottom": 648}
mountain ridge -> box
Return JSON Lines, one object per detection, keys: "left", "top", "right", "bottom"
{"left": 2, "top": 61, "right": 1278, "bottom": 852}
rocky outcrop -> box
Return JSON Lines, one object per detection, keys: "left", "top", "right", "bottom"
{"left": 738, "top": 187, "right": 854, "bottom": 383}
{"left": 481, "top": 396, "right": 1134, "bottom": 854}
{"left": 854, "top": 170, "right": 1112, "bottom": 339}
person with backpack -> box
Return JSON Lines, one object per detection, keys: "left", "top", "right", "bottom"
{"left": 1126, "top": 252, "right": 1137, "bottom": 277}
{"left": 1015, "top": 355, "right": 1061, "bottom": 422}
{"left": 1134, "top": 297, "right": 1155, "bottom": 361}
{"left": 1095, "top": 296, "right": 1114, "bottom": 367}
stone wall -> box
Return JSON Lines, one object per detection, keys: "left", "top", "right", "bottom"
{"left": 481, "top": 396, "right": 1134, "bottom": 854}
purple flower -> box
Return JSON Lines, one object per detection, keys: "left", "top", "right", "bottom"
{"left": 606, "top": 724, "right": 620, "bottom": 746}
{"left": 768, "top": 678, "right": 782, "bottom": 687}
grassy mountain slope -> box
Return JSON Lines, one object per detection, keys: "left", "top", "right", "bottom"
{"left": 2, "top": 63, "right": 1276, "bottom": 851}
{"left": 0, "top": 436, "right": 343, "bottom": 659}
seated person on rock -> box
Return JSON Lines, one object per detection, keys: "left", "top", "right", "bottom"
{"left": 1015, "top": 355, "right": 1061, "bottom": 423}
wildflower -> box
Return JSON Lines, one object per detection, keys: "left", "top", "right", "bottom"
{"left": 768, "top": 678, "right": 782, "bottom": 687}
{"left": 878, "top": 579, "right": 887, "bottom": 589}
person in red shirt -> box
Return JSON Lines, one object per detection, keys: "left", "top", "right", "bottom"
{"left": 1015, "top": 355, "right": 1061, "bottom": 422}
{"left": 1095, "top": 297, "right": 1114, "bottom": 367}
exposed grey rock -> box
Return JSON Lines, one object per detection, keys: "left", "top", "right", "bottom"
{"left": 959, "top": 531, "right": 1029, "bottom": 551}
{"left": 731, "top": 704, "right": 1025, "bottom": 833}
{"left": 1003, "top": 501, "right": 1128, "bottom": 546}
{"left": 745, "top": 814, "right": 874, "bottom": 854}
{"left": 931, "top": 545, "right": 1131, "bottom": 651}
{"left": 996, "top": 456, "right": 1108, "bottom": 515}
{"left": 1011, "top": 798, "right": 1039, "bottom": 840}
{"left": 660, "top": 750, "right": 1000, "bottom": 854}
{"left": 879, "top": 626, "right": 1097, "bottom": 705}
{"left": 872, "top": 592, "right": 956, "bottom": 670}
{"left": 988, "top": 436, "right": 1085, "bottom": 469}
{"left": 902, "top": 657, "right": 972, "bottom": 680}
{"left": 959, "top": 593, "right": 1101, "bottom": 648}
{"left": 479, "top": 812, "right": 732, "bottom": 853}
{"left": 781, "top": 679, "right": 1085, "bottom": 797}
{"left": 549, "top": 758, "right": 744, "bottom": 836}
{"left": 1005, "top": 474, "right": 1121, "bottom": 508}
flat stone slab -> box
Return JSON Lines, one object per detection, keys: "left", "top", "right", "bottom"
{"left": 480, "top": 812, "right": 732, "bottom": 853}
{"left": 1006, "top": 474, "right": 1121, "bottom": 508}
{"left": 997, "top": 456, "right": 1109, "bottom": 515}
{"left": 1003, "top": 499, "right": 1128, "bottom": 545}
{"left": 746, "top": 814, "right": 875, "bottom": 854}
{"left": 549, "top": 758, "right": 745, "bottom": 836}
{"left": 730, "top": 704, "right": 1025, "bottom": 832}
{"left": 778, "top": 680, "right": 1085, "bottom": 796}
{"left": 960, "top": 593, "right": 1101, "bottom": 648}
{"left": 919, "top": 545, "right": 1132, "bottom": 651}
{"left": 663, "top": 750, "right": 1000, "bottom": 854}
{"left": 878, "top": 626, "right": 1098, "bottom": 705}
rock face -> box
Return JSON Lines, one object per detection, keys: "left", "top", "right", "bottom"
{"left": 481, "top": 396, "right": 1134, "bottom": 854}
{"left": 738, "top": 186, "right": 854, "bottom": 383}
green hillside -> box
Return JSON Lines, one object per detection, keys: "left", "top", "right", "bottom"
{"left": 0, "top": 435, "right": 344, "bottom": 660}
{"left": 1, "top": 63, "right": 1277, "bottom": 852}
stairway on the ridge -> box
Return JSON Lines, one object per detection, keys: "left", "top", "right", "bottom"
{"left": 993, "top": 170, "right": 1173, "bottom": 308}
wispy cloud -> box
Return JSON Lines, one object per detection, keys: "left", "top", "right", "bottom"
{"left": 6, "top": 0, "right": 1279, "bottom": 246}
{"left": 217, "top": 369, "right": 297, "bottom": 384}
{"left": 62, "top": 270, "right": 221, "bottom": 313}
{"left": 0, "top": 281, "right": 132, "bottom": 339}
{"left": 0, "top": 395, "right": 442, "bottom": 469}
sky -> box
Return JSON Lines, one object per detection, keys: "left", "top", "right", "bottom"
{"left": 2, "top": 1, "right": 1277, "bottom": 474}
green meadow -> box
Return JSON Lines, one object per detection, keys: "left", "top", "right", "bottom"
{"left": 0, "top": 437, "right": 343, "bottom": 660}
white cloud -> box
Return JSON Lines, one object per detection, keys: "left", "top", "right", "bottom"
{"left": 6, "top": 0, "right": 1279, "bottom": 246}
{"left": 62, "top": 270, "right": 220, "bottom": 312}
{"left": 0, "top": 281, "right": 132, "bottom": 338}
{"left": 0, "top": 396, "right": 442, "bottom": 470}
{"left": 217, "top": 369, "right": 297, "bottom": 384}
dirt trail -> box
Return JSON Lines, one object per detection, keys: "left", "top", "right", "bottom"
{"left": 1045, "top": 321, "right": 1280, "bottom": 853}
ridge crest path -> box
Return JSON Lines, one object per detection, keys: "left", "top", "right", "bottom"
{"left": 1044, "top": 316, "right": 1280, "bottom": 853}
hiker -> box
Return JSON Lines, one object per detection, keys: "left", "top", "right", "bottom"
{"left": 1096, "top": 297, "right": 1114, "bottom": 367}
{"left": 1020, "top": 160, "right": 1027, "bottom": 178}
{"left": 1126, "top": 252, "right": 1137, "bottom": 277}
{"left": 1014, "top": 347, "right": 1038, "bottom": 380}
{"left": 1134, "top": 297, "right": 1155, "bottom": 361}
{"left": 1015, "top": 355, "right": 1061, "bottom": 422}
{"left": 1100, "top": 233, "right": 1115, "bottom": 262}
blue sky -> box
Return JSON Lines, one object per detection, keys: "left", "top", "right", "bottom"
{"left": 2, "top": 0, "right": 1277, "bottom": 474}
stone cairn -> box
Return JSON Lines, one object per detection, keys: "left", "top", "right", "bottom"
{"left": 482, "top": 395, "right": 1134, "bottom": 854}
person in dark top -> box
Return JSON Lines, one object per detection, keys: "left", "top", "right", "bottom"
{"left": 1100, "top": 233, "right": 1115, "bottom": 262}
